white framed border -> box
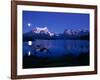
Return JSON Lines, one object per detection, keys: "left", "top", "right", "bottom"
{"left": 17, "top": 5, "right": 95, "bottom": 75}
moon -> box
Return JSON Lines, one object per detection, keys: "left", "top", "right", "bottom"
{"left": 27, "top": 23, "right": 31, "bottom": 27}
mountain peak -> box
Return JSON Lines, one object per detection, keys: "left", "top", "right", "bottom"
{"left": 32, "top": 27, "right": 54, "bottom": 36}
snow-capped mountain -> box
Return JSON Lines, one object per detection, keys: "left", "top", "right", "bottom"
{"left": 63, "top": 29, "right": 89, "bottom": 36}
{"left": 23, "top": 27, "right": 89, "bottom": 41}
{"left": 32, "top": 27, "right": 54, "bottom": 36}
{"left": 31, "top": 27, "right": 89, "bottom": 36}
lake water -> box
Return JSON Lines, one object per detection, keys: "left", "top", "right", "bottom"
{"left": 23, "top": 40, "right": 89, "bottom": 58}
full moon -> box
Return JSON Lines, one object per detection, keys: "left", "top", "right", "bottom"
{"left": 27, "top": 23, "right": 31, "bottom": 27}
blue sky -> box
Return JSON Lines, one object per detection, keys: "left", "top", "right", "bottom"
{"left": 23, "top": 11, "right": 90, "bottom": 33}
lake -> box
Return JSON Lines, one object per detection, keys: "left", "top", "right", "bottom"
{"left": 23, "top": 40, "right": 89, "bottom": 68}
{"left": 23, "top": 40, "right": 89, "bottom": 57}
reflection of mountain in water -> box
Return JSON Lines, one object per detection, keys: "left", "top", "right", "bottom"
{"left": 23, "top": 40, "right": 89, "bottom": 57}
{"left": 23, "top": 27, "right": 90, "bottom": 68}
{"left": 23, "top": 40, "right": 89, "bottom": 68}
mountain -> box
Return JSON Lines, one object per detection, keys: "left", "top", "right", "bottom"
{"left": 63, "top": 29, "right": 89, "bottom": 40}
{"left": 23, "top": 27, "right": 89, "bottom": 41}
{"left": 32, "top": 27, "right": 55, "bottom": 36}
{"left": 63, "top": 29, "right": 89, "bottom": 36}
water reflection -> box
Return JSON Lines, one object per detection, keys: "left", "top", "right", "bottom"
{"left": 23, "top": 40, "right": 89, "bottom": 57}
{"left": 23, "top": 40, "right": 89, "bottom": 68}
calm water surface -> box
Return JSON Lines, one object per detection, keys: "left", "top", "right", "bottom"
{"left": 23, "top": 40, "right": 89, "bottom": 58}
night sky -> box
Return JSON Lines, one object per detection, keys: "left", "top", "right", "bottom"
{"left": 22, "top": 11, "right": 90, "bottom": 33}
